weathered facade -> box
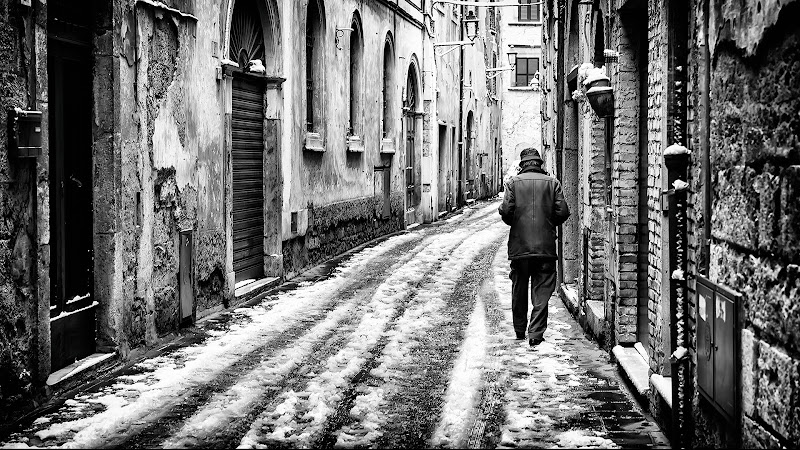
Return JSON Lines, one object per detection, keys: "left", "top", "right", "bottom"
{"left": 542, "top": 0, "right": 800, "bottom": 447}
{"left": 0, "top": 0, "right": 502, "bottom": 427}
{"left": 498, "top": 1, "right": 543, "bottom": 177}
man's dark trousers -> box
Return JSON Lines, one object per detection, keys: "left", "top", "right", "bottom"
{"left": 510, "top": 258, "right": 557, "bottom": 340}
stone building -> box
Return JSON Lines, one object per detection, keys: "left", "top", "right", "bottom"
{"left": 498, "top": 0, "right": 543, "bottom": 177}
{"left": 0, "top": 0, "right": 501, "bottom": 426}
{"left": 540, "top": 0, "right": 800, "bottom": 447}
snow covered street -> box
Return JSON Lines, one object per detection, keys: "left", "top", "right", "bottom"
{"left": 2, "top": 200, "right": 668, "bottom": 449}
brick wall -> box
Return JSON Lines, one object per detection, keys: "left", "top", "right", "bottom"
{"left": 611, "top": 8, "right": 648, "bottom": 345}
{"left": 646, "top": 0, "right": 667, "bottom": 374}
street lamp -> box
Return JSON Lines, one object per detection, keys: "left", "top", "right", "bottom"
{"left": 433, "top": 9, "right": 480, "bottom": 57}
{"left": 506, "top": 45, "right": 517, "bottom": 68}
{"left": 463, "top": 10, "right": 479, "bottom": 41}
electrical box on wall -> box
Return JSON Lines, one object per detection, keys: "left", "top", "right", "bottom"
{"left": 696, "top": 274, "right": 741, "bottom": 423}
{"left": 7, "top": 108, "right": 43, "bottom": 158}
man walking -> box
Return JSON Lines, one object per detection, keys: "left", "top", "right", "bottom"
{"left": 499, "top": 148, "right": 570, "bottom": 347}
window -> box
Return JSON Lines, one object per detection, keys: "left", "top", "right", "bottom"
{"left": 382, "top": 37, "right": 394, "bottom": 138}
{"left": 491, "top": 52, "right": 497, "bottom": 95}
{"left": 349, "top": 15, "right": 363, "bottom": 137}
{"left": 518, "top": 0, "right": 540, "bottom": 22}
{"left": 305, "top": 0, "right": 324, "bottom": 133}
{"left": 515, "top": 57, "right": 539, "bottom": 87}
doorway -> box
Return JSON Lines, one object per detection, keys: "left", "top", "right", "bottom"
{"left": 438, "top": 125, "right": 450, "bottom": 214}
{"left": 231, "top": 76, "right": 266, "bottom": 283}
{"left": 48, "top": 1, "right": 96, "bottom": 371}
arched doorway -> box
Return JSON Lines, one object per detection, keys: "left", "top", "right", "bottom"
{"left": 225, "top": 0, "right": 283, "bottom": 284}
{"left": 404, "top": 62, "right": 421, "bottom": 221}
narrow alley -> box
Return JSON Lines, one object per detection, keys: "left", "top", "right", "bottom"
{"left": 0, "top": 202, "right": 666, "bottom": 449}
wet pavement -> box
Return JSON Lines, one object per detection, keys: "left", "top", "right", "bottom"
{"left": 1, "top": 199, "right": 669, "bottom": 449}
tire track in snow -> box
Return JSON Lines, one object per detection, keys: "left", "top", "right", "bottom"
{"left": 427, "top": 241, "right": 513, "bottom": 449}
{"left": 235, "top": 205, "right": 506, "bottom": 449}
{"left": 3, "top": 233, "right": 421, "bottom": 449}
{"left": 157, "top": 236, "right": 446, "bottom": 449}
{"left": 106, "top": 234, "right": 428, "bottom": 450}
{"left": 330, "top": 223, "right": 507, "bottom": 449}
{"left": 157, "top": 202, "right": 504, "bottom": 448}
{"left": 466, "top": 235, "right": 515, "bottom": 449}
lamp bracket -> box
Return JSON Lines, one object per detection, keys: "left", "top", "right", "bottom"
{"left": 334, "top": 27, "right": 354, "bottom": 50}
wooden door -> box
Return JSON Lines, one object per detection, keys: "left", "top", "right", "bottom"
{"left": 48, "top": 10, "right": 96, "bottom": 371}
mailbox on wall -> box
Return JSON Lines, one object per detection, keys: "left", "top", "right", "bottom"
{"left": 696, "top": 274, "right": 741, "bottom": 423}
{"left": 7, "top": 108, "right": 43, "bottom": 158}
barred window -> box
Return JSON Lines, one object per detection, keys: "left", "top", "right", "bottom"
{"left": 518, "top": 0, "right": 540, "bottom": 22}
{"left": 515, "top": 57, "right": 539, "bottom": 87}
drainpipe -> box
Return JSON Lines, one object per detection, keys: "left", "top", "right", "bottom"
{"left": 458, "top": 3, "right": 465, "bottom": 207}
{"left": 555, "top": 0, "right": 565, "bottom": 286}
{"left": 666, "top": 0, "right": 692, "bottom": 447}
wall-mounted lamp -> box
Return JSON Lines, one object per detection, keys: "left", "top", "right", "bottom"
{"left": 334, "top": 27, "right": 353, "bottom": 50}
{"left": 530, "top": 71, "right": 541, "bottom": 90}
{"left": 463, "top": 9, "right": 479, "bottom": 41}
{"left": 434, "top": 9, "right": 481, "bottom": 57}
{"left": 506, "top": 46, "right": 518, "bottom": 68}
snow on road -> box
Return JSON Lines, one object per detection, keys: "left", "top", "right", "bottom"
{"left": 2, "top": 200, "right": 665, "bottom": 449}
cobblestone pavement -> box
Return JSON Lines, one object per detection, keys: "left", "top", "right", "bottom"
{"left": 2, "top": 200, "right": 669, "bottom": 449}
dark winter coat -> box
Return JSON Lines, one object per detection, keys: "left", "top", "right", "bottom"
{"left": 498, "top": 164, "right": 570, "bottom": 260}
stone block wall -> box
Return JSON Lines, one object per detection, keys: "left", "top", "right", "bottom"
{"left": 0, "top": 0, "right": 49, "bottom": 426}
{"left": 692, "top": 2, "right": 800, "bottom": 447}
{"left": 282, "top": 193, "right": 404, "bottom": 278}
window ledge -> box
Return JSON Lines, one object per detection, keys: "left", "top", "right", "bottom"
{"left": 651, "top": 374, "right": 673, "bottom": 409}
{"left": 347, "top": 135, "right": 365, "bottom": 153}
{"left": 508, "top": 86, "right": 540, "bottom": 92}
{"left": 612, "top": 345, "right": 650, "bottom": 396}
{"left": 304, "top": 132, "right": 325, "bottom": 152}
{"left": 380, "top": 138, "right": 395, "bottom": 154}
{"left": 509, "top": 21, "right": 542, "bottom": 26}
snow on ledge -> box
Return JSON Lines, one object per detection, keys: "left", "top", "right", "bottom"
{"left": 651, "top": 373, "right": 673, "bottom": 409}
{"left": 47, "top": 353, "right": 116, "bottom": 387}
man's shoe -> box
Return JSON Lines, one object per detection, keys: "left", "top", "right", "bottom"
{"left": 515, "top": 332, "right": 526, "bottom": 340}
{"left": 529, "top": 338, "right": 544, "bottom": 347}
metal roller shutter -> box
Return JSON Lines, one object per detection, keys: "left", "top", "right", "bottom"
{"left": 232, "top": 76, "right": 265, "bottom": 282}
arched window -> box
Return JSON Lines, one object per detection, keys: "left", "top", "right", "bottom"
{"left": 349, "top": 14, "right": 363, "bottom": 137}
{"left": 382, "top": 36, "right": 394, "bottom": 139}
{"left": 306, "top": 0, "right": 325, "bottom": 133}
{"left": 229, "top": 0, "right": 265, "bottom": 69}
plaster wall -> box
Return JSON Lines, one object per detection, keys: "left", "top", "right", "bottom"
{"left": 498, "top": 11, "right": 541, "bottom": 175}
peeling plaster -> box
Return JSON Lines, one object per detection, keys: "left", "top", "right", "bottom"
{"left": 710, "top": 0, "right": 799, "bottom": 57}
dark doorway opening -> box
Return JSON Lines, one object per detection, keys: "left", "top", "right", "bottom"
{"left": 438, "top": 125, "right": 450, "bottom": 214}
{"left": 464, "top": 111, "right": 474, "bottom": 202}
{"left": 231, "top": 75, "right": 266, "bottom": 283}
{"left": 48, "top": 0, "right": 96, "bottom": 371}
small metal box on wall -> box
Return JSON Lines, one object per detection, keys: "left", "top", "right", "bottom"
{"left": 7, "top": 108, "right": 43, "bottom": 158}
{"left": 696, "top": 274, "right": 741, "bottom": 423}
{"left": 179, "top": 230, "right": 195, "bottom": 327}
